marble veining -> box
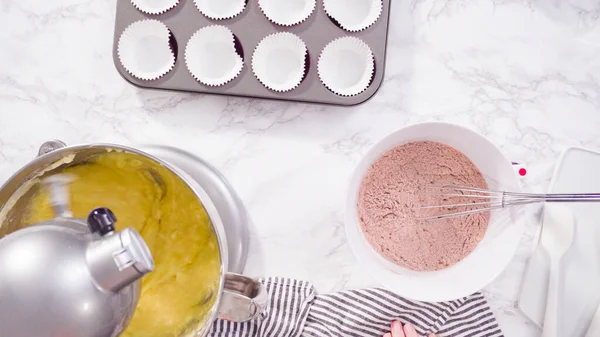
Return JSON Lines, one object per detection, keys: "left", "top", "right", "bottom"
{"left": 2, "top": 0, "right": 600, "bottom": 336}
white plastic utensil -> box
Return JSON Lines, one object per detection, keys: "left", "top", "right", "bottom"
{"left": 519, "top": 244, "right": 549, "bottom": 327}
{"left": 586, "top": 305, "right": 600, "bottom": 337}
{"left": 518, "top": 147, "right": 600, "bottom": 335}
{"left": 541, "top": 204, "right": 575, "bottom": 337}
{"left": 43, "top": 174, "right": 75, "bottom": 218}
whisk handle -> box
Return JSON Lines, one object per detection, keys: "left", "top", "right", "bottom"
{"left": 542, "top": 193, "right": 600, "bottom": 202}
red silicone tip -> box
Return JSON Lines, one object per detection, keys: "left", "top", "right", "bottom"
{"left": 519, "top": 168, "right": 527, "bottom": 176}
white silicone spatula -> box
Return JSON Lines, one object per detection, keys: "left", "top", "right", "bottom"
{"left": 586, "top": 304, "right": 600, "bottom": 337}
{"left": 43, "top": 174, "right": 75, "bottom": 218}
{"left": 541, "top": 204, "right": 575, "bottom": 337}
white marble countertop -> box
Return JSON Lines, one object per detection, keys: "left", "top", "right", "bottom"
{"left": 2, "top": 0, "right": 600, "bottom": 336}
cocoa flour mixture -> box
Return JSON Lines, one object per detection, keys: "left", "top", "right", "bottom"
{"left": 357, "top": 141, "right": 490, "bottom": 271}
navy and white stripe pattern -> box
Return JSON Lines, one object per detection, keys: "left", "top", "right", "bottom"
{"left": 208, "top": 278, "right": 503, "bottom": 337}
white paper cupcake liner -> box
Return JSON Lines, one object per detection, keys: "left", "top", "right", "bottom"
{"left": 258, "top": 0, "right": 316, "bottom": 26}
{"left": 252, "top": 32, "right": 307, "bottom": 92}
{"left": 323, "top": 0, "right": 383, "bottom": 32}
{"left": 130, "top": 0, "right": 180, "bottom": 15}
{"left": 185, "top": 25, "right": 244, "bottom": 86}
{"left": 117, "top": 20, "right": 176, "bottom": 81}
{"left": 193, "top": 0, "right": 246, "bottom": 20}
{"left": 318, "top": 36, "right": 374, "bottom": 97}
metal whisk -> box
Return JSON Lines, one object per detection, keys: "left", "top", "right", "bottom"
{"left": 414, "top": 185, "right": 600, "bottom": 220}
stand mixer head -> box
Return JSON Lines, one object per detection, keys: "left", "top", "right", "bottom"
{"left": 0, "top": 174, "right": 155, "bottom": 337}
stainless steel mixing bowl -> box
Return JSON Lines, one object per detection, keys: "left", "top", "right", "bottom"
{"left": 0, "top": 141, "right": 266, "bottom": 337}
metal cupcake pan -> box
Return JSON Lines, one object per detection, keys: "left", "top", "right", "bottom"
{"left": 112, "top": 0, "right": 391, "bottom": 106}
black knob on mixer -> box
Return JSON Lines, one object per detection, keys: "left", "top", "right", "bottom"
{"left": 88, "top": 208, "right": 117, "bottom": 236}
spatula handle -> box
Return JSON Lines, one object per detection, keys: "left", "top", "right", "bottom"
{"left": 585, "top": 302, "right": 600, "bottom": 337}
{"left": 541, "top": 259, "right": 560, "bottom": 337}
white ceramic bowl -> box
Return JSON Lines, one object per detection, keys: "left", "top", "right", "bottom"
{"left": 345, "top": 122, "right": 524, "bottom": 302}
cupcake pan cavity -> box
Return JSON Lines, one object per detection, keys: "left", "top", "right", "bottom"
{"left": 118, "top": 19, "right": 176, "bottom": 81}
{"left": 323, "top": 0, "right": 383, "bottom": 32}
{"left": 318, "top": 36, "right": 375, "bottom": 97}
{"left": 193, "top": 0, "right": 247, "bottom": 20}
{"left": 252, "top": 32, "right": 308, "bottom": 92}
{"left": 185, "top": 25, "right": 244, "bottom": 86}
{"left": 130, "top": 0, "right": 180, "bottom": 15}
{"left": 258, "top": 0, "right": 317, "bottom": 26}
{"left": 113, "top": 0, "right": 390, "bottom": 106}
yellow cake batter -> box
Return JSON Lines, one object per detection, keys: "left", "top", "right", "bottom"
{"left": 24, "top": 152, "right": 221, "bottom": 337}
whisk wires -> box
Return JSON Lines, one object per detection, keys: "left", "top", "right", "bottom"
{"left": 413, "top": 185, "right": 600, "bottom": 220}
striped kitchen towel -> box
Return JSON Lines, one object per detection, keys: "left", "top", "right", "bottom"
{"left": 209, "top": 277, "right": 503, "bottom": 337}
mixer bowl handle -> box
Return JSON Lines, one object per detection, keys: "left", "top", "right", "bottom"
{"left": 38, "top": 140, "right": 67, "bottom": 156}
{"left": 217, "top": 273, "right": 268, "bottom": 322}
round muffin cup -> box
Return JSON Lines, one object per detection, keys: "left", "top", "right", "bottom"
{"left": 318, "top": 36, "right": 374, "bottom": 97}
{"left": 258, "top": 0, "right": 316, "bottom": 26}
{"left": 118, "top": 20, "right": 176, "bottom": 81}
{"left": 130, "top": 0, "right": 180, "bottom": 15}
{"left": 185, "top": 25, "right": 244, "bottom": 86}
{"left": 323, "top": 0, "right": 383, "bottom": 32}
{"left": 193, "top": 0, "right": 246, "bottom": 20}
{"left": 252, "top": 32, "right": 307, "bottom": 92}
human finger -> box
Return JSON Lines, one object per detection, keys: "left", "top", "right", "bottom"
{"left": 402, "top": 323, "right": 418, "bottom": 337}
{"left": 391, "top": 320, "right": 405, "bottom": 337}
